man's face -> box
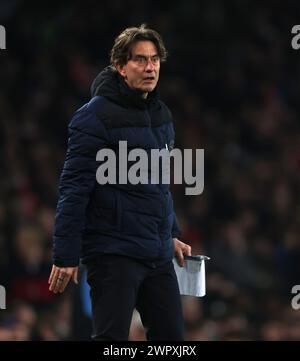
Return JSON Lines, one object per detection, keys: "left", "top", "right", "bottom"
{"left": 117, "top": 41, "right": 160, "bottom": 95}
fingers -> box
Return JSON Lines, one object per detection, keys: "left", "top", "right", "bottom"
{"left": 51, "top": 272, "right": 70, "bottom": 294}
{"left": 184, "top": 244, "right": 192, "bottom": 256}
{"left": 49, "top": 267, "right": 79, "bottom": 293}
{"left": 181, "top": 244, "right": 192, "bottom": 266}
{"left": 177, "top": 248, "right": 185, "bottom": 267}
{"left": 174, "top": 240, "right": 192, "bottom": 267}
{"left": 48, "top": 266, "right": 59, "bottom": 289}
{"left": 57, "top": 274, "right": 72, "bottom": 293}
{"left": 52, "top": 274, "right": 64, "bottom": 294}
{"left": 48, "top": 265, "right": 58, "bottom": 285}
{"left": 175, "top": 242, "right": 185, "bottom": 267}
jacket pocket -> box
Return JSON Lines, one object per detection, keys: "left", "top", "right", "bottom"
{"left": 87, "top": 186, "right": 122, "bottom": 233}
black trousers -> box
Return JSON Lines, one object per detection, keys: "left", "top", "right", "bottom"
{"left": 85, "top": 254, "right": 184, "bottom": 341}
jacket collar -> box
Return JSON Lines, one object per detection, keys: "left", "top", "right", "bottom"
{"left": 91, "top": 66, "right": 160, "bottom": 110}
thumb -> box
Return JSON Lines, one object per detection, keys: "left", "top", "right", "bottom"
{"left": 72, "top": 268, "right": 78, "bottom": 284}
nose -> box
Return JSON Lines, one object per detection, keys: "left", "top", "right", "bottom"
{"left": 145, "top": 59, "right": 155, "bottom": 72}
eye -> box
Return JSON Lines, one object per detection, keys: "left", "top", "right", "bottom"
{"left": 134, "top": 56, "right": 146, "bottom": 64}
{"left": 152, "top": 56, "right": 160, "bottom": 63}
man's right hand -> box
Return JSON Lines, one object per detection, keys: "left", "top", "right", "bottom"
{"left": 48, "top": 265, "right": 78, "bottom": 294}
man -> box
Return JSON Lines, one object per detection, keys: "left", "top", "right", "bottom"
{"left": 49, "top": 24, "right": 192, "bottom": 341}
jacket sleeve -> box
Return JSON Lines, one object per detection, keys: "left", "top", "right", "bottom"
{"left": 53, "top": 104, "right": 109, "bottom": 267}
{"left": 166, "top": 109, "right": 182, "bottom": 239}
{"left": 172, "top": 211, "right": 182, "bottom": 238}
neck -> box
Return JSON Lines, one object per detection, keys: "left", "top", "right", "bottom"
{"left": 123, "top": 77, "right": 148, "bottom": 99}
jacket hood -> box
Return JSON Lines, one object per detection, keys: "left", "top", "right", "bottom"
{"left": 90, "top": 66, "right": 159, "bottom": 109}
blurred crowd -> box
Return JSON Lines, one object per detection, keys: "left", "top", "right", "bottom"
{"left": 0, "top": 0, "right": 300, "bottom": 340}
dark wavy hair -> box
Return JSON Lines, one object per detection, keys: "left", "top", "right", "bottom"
{"left": 110, "top": 24, "right": 168, "bottom": 67}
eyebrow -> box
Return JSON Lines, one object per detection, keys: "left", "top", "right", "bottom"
{"left": 133, "top": 54, "right": 159, "bottom": 58}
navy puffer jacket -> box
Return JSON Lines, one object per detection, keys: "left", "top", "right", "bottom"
{"left": 53, "top": 66, "right": 181, "bottom": 267}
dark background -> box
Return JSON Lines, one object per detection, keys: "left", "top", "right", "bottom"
{"left": 0, "top": 0, "right": 300, "bottom": 340}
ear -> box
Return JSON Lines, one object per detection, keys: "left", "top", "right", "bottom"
{"left": 115, "top": 64, "right": 126, "bottom": 78}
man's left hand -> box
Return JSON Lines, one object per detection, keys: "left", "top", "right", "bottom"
{"left": 173, "top": 238, "right": 192, "bottom": 267}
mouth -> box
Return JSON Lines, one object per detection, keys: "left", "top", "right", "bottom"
{"left": 143, "top": 76, "right": 155, "bottom": 82}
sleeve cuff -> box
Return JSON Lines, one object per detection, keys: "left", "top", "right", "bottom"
{"left": 53, "top": 257, "right": 79, "bottom": 267}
